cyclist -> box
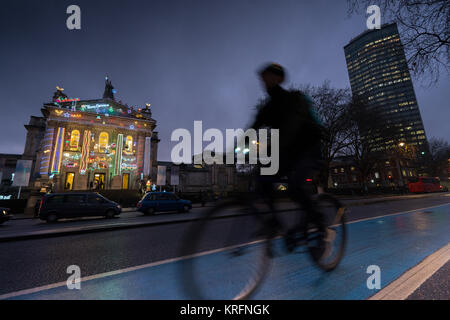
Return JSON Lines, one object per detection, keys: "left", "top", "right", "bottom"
{"left": 250, "top": 63, "right": 327, "bottom": 258}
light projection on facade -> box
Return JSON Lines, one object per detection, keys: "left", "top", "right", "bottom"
{"left": 35, "top": 78, "right": 158, "bottom": 191}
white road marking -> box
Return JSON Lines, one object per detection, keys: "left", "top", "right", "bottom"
{"left": 0, "top": 202, "right": 448, "bottom": 300}
{"left": 346, "top": 202, "right": 450, "bottom": 225}
{"left": 369, "top": 243, "right": 450, "bottom": 300}
{"left": 0, "top": 239, "right": 266, "bottom": 300}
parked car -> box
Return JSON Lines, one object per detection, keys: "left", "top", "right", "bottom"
{"left": 408, "top": 177, "right": 443, "bottom": 193}
{"left": 137, "top": 192, "right": 192, "bottom": 215}
{"left": 0, "top": 207, "right": 11, "bottom": 224}
{"left": 38, "top": 192, "right": 121, "bottom": 223}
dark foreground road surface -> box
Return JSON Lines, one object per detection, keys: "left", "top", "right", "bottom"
{"left": 0, "top": 195, "right": 448, "bottom": 299}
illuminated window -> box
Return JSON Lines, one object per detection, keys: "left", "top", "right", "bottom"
{"left": 122, "top": 173, "right": 129, "bottom": 190}
{"left": 70, "top": 130, "right": 80, "bottom": 149}
{"left": 125, "top": 136, "right": 133, "bottom": 154}
{"left": 65, "top": 173, "right": 75, "bottom": 190}
{"left": 99, "top": 132, "right": 109, "bottom": 152}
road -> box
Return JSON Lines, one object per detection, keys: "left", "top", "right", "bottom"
{"left": 0, "top": 192, "right": 447, "bottom": 240}
{"left": 0, "top": 193, "right": 448, "bottom": 300}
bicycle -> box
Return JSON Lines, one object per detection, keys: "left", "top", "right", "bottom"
{"left": 179, "top": 180, "right": 347, "bottom": 300}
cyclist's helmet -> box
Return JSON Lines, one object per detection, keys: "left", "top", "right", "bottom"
{"left": 259, "top": 63, "right": 286, "bottom": 82}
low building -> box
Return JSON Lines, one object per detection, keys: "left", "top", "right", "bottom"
{"left": 0, "top": 154, "right": 22, "bottom": 197}
{"left": 155, "top": 155, "right": 250, "bottom": 195}
{"left": 329, "top": 155, "right": 418, "bottom": 191}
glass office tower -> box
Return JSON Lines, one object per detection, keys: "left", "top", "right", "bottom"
{"left": 344, "top": 23, "right": 428, "bottom": 156}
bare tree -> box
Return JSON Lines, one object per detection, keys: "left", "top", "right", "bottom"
{"left": 424, "top": 137, "right": 450, "bottom": 177}
{"left": 347, "top": 0, "right": 450, "bottom": 85}
{"left": 340, "top": 96, "right": 385, "bottom": 192}
{"left": 295, "top": 81, "right": 354, "bottom": 188}
{"left": 338, "top": 93, "right": 409, "bottom": 192}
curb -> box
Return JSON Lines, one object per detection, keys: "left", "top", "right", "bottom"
{"left": 10, "top": 207, "right": 139, "bottom": 220}
{"left": 345, "top": 192, "right": 449, "bottom": 206}
{"left": 369, "top": 243, "right": 450, "bottom": 300}
{"left": 343, "top": 195, "right": 429, "bottom": 206}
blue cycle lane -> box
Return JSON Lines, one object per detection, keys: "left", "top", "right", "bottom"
{"left": 7, "top": 203, "right": 450, "bottom": 300}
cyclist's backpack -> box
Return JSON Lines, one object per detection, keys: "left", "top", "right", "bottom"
{"left": 288, "top": 90, "right": 326, "bottom": 142}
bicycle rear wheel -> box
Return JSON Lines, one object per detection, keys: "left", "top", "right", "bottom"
{"left": 307, "top": 194, "right": 347, "bottom": 271}
{"left": 179, "top": 199, "right": 272, "bottom": 300}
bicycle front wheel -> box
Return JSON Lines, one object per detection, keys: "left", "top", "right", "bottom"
{"left": 179, "top": 199, "right": 272, "bottom": 300}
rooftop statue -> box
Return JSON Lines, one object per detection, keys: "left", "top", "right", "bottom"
{"left": 52, "top": 86, "right": 68, "bottom": 102}
{"left": 103, "top": 76, "right": 115, "bottom": 100}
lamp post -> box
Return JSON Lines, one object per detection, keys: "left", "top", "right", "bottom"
{"left": 395, "top": 142, "right": 408, "bottom": 192}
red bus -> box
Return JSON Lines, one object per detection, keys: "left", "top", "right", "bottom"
{"left": 408, "top": 177, "right": 443, "bottom": 193}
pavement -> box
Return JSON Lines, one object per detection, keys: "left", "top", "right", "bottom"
{"left": 407, "top": 260, "right": 450, "bottom": 300}
{"left": 0, "top": 199, "right": 448, "bottom": 300}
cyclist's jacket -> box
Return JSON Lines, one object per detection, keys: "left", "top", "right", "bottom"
{"left": 251, "top": 85, "right": 324, "bottom": 173}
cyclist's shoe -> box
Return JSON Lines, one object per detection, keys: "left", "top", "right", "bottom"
{"left": 309, "top": 229, "right": 335, "bottom": 262}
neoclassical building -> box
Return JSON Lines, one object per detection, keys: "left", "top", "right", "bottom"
{"left": 28, "top": 78, "right": 159, "bottom": 192}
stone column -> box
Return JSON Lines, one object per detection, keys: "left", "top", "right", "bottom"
{"left": 23, "top": 116, "right": 46, "bottom": 182}
{"left": 136, "top": 134, "right": 145, "bottom": 177}
{"left": 150, "top": 132, "right": 160, "bottom": 182}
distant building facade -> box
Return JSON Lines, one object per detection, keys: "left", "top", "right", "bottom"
{"left": 344, "top": 23, "right": 429, "bottom": 156}
{"left": 1, "top": 79, "right": 254, "bottom": 200}
{"left": 329, "top": 155, "right": 418, "bottom": 191}
{"left": 156, "top": 160, "right": 249, "bottom": 194}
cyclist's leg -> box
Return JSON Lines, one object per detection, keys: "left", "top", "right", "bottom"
{"left": 254, "top": 174, "right": 282, "bottom": 235}
{"left": 288, "top": 159, "right": 326, "bottom": 233}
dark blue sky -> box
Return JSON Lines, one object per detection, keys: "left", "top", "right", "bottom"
{"left": 0, "top": 0, "right": 448, "bottom": 160}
